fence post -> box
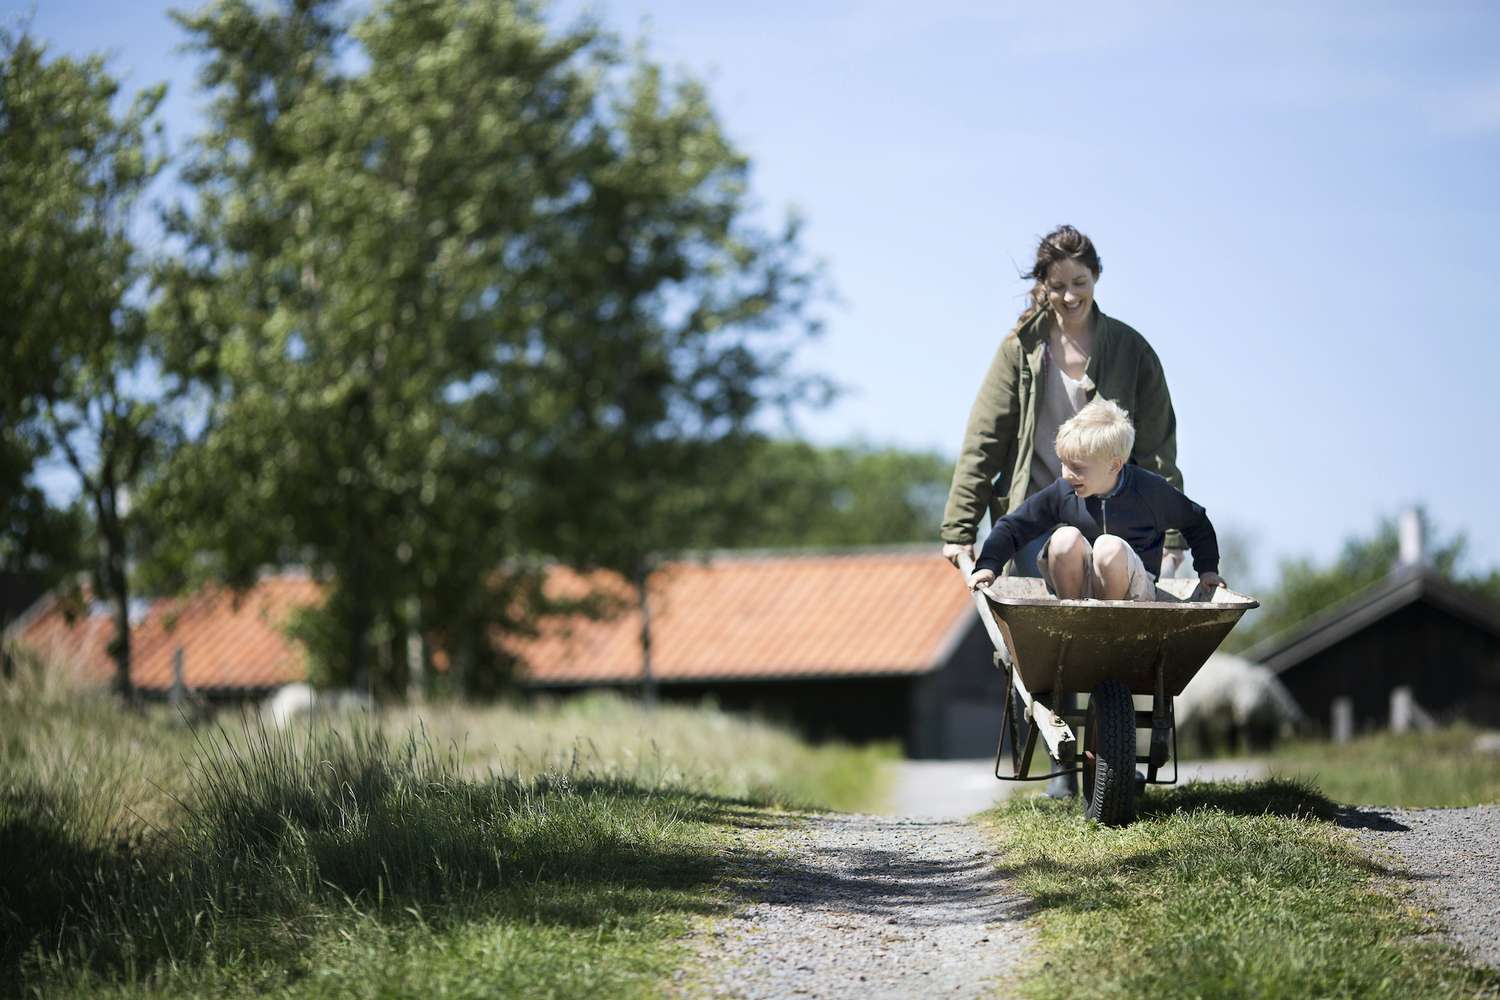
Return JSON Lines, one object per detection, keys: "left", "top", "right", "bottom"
{"left": 1390, "top": 686, "right": 1412, "bottom": 733}
{"left": 1331, "top": 696, "right": 1353, "bottom": 744}
{"left": 169, "top": 647, "right": 186, "bottom": 707}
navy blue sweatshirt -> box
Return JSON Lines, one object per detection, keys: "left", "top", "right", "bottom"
{"left": 974, "top": 465, "right": 1219, "bottom": 579}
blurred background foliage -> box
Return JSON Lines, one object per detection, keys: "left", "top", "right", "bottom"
{"left": 3, "top": 1, "right": 1497, "bottom": 700}
{"left": 0, "top": 1, "right": 953, "bottom": 699}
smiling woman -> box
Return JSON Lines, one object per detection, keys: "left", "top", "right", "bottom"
{"left": 940, "top": 224, "right": 1186, "bottom": 577}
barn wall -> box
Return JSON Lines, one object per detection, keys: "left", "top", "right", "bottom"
{"left": 536, "top": 676, "right": 917, "bottom": 749}
{"left": 909, "top": 621, "right": 1009, "bottom": 759}
{"left": 1278, "top": 602, "right": 1500, "bottom": 732}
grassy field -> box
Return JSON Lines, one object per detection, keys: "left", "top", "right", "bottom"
{"left": 1267, "top": 725, "right": 1500, "bottom": 808}
{"left": 982, "top": 781, "right": 1500, "bottom": 1000}
{"left": 0, "top": 670, "right": 891, "bottom": 999}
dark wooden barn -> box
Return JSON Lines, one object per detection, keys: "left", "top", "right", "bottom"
{"left": 1244, "top": 564, "right": 1500, "bottom": 733}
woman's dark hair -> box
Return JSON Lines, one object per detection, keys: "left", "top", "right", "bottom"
{"left": 1012, "top": 225, "right": 1102, "bottom": 332}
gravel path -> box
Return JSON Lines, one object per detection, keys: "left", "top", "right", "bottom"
{"left": 1341, "top": 804, "right": 1500, "bottom": 969}
{"left": 680, "top": 812, "right": 1032, "bottom": 999}
{"left": 676, "top": 757, "right": 1278, "bottom": 998}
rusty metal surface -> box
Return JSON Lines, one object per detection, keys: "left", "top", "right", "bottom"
{"left": 978, "top": 577, "right": 1259, "bottom": 698}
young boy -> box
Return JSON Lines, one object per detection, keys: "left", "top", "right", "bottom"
{"left": 966, "top": 398, "right": 1225, "bottom": 599}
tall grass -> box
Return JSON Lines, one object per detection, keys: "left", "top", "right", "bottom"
{"left": 385, "top": 693, "right": 895, "bottom": 811}
{"left": 1269, "top": 724, "right": 1500, "bottom": 807}
{"left": 0, "top": 675, "right": 889, "bottom": 998}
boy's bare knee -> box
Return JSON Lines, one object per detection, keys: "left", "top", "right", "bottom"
{"left": 1093, "top": 534, "right": 1129, "bottom": 565}
{"left": 1050, "top": 526, "right": 1087, "bottom": 556}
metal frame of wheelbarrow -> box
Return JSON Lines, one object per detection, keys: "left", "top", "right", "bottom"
{"left": 956, "top": 554, "right": 1259, "bottom": 787}
{"left": 992, "top": 642, "right": 1179, "bottom": 785}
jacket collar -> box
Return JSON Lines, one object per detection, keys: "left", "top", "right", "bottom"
{"left": 1017, "top": 303, "right": 1110, "bottom": 380}
{"left": 1102, "top": 462, "right": 1131, "bottom": 499}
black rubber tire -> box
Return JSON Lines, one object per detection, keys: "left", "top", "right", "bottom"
{"left": 1082, "top": 680, "right": 1137, "bottom": 826}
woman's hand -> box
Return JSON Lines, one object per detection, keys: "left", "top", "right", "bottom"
{"left": 1198, "top": 571, "right": 1226, "bottom": 591}
{"left": 967, "top": 568, "right": 995, "bottom": 592}
{"left": 942, "top": 542, "right": 974, "bottom": 567}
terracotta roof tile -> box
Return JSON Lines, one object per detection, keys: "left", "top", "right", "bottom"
{"left": 512, "top": 549, "right": 972, "bottom": 684}
{"left": 10, "top": 576, "right": 322, "bottom": 692}
{"left": 8, "top": 549, "right": 974, "bottom": 691}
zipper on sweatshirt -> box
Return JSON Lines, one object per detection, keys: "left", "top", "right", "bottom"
{"left": 1101, "top": 498, "right": 1108, "bottom": 535}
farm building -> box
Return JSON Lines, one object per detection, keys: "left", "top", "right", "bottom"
{"left": 2, "top": 547, "right": 1011, "bottom": 757}
{"left": 5, "top": 573, "right": 318, "bottom": 702}
{"left": 512, "top": 548, "right": 1007, "bottom": 757}
{"left": 1244, "top": 562, "right": 1500, "bottom": 734}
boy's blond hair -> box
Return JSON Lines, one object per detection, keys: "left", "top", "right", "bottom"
{"left": 1056, "top": 398, "right": 1135, "bottom": 464}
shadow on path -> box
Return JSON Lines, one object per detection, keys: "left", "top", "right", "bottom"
{"left": 684, "top": 813, "right": 1032, "bottom": 1000}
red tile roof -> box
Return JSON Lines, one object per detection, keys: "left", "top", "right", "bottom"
{"left": 7, "top": 549, "right": 975, "bottom": 691}
{"left": 512, "top": 549, "right": 973, "bottom": 684}
{"left": 10, "top": 575, "right": 322, "bottom": 692}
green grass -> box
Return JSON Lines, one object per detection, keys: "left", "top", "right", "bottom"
{"left": 981, "top": 780, "right": 1500, "bottom": 1000}
{"left": 384, "top": 693, "right": 897, "bottom": 812}
{"left": 1268, "top": 725, "right": 1500, "bottom": 808}
{"left": 0, "top": 675, "right": 890, "bottom": 998}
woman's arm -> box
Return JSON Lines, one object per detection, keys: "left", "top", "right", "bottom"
{"left": 1130, "top": 339, "right": 1182, "bottom": 490}
{"left": 940, "top": 336, "right": 1023, "bottom": 546}
{"left": 1129, "top": 337, "right": 1187, "bottom": 552}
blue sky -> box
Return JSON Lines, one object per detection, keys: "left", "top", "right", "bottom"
{"left": 12, "top": 0, "right": 1500, "bottom": 581}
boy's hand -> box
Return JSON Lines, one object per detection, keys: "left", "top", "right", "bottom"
{"left": 1198, "top": 571, "right": 1226, "bottom": 590}
{"left": 967, "top": 568, "right": 995, "bottom": 592}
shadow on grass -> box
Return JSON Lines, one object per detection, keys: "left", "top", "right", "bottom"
{"left": 0, "top": 734, "right": 787, "bottom": 997}
{"left": 1137, "top": 776, "right": 1340, "bottom": 822}
{"left": 980, "top": 778, "right": 1406, "bottom": 918}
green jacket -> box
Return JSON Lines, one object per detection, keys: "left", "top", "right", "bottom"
{"left": 940, "top": 303, "right": 1184, "bottom": 548}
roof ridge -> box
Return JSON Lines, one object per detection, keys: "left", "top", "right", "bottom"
{"left": 664, "top": 542, "right": 941, "bottom": 564}
{"left": 1242, "top": 566, "right": 1422, "bottom": 664}
{"left": 1245, "top": 565, "right": 1500, "bottom": 671}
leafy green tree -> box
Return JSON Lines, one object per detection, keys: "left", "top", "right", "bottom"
{"left": 1225, "top": 508, "right": 1498, "bottom": 652}
{"left": 153, "top": 0, "right": 825, "bottom": 698}
{"left": 0, "top": 30, "right": 168, "bottom": 700}
{"left": 711, "top": 439, "right": 951, "bottom": 550}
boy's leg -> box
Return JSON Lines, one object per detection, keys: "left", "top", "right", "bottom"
{"left": 1040, "top": 526, "right": 1091, "bottom": 598}
{"left": 1010, "top": 531, "right": 1048, "bottom": 578}
{"left": 1092, "top": 535, "right": 1157, "bottom": 601}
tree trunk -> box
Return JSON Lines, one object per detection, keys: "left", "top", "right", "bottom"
{"left": 636, "top": 566, "right": 657, "bottom": 710}
{"left": 96, "top": 489, "right": 134, "bottom": 705}
{"left": 349, "top": 595, "right": 371, "bottom": 701}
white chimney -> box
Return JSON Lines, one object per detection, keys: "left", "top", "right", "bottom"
{"left": 1398, "top": 507, "right": 1425, "bottom": 568}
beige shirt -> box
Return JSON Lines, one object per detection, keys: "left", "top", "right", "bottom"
{"left": 1028, "top": 343, "right": 1094, "bottom": 493}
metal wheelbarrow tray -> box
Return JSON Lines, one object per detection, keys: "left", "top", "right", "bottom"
{"left": 963, "top": 568, "right": 1259, "bottom": 825}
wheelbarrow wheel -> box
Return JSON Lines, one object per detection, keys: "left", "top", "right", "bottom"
{"left": 1082, "top": 680, "right": 1136, "bottom": 826}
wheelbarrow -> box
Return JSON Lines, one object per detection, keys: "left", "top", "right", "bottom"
{"left": 956, "top": 553, "right": 1258, "bottom": 825}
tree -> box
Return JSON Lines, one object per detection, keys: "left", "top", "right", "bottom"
{"left": 0, "top": 29, "right": 168, "bottom": 700}
{"left": 710, "top": 440, "right": 952, "bottom": 550}
{"left": 153, "top": 0, "right": 825, "bottom": 698}
{"left": 1224, "top": 508, "right": 1499, "bottom": 652}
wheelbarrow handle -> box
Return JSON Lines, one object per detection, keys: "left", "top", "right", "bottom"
{"left": 951, "top": 546, "right": 1076, "bottom": 759}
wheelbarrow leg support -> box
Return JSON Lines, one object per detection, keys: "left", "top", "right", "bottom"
{"left": 1147, "top": 646, "right": 1171, "bottom": 784}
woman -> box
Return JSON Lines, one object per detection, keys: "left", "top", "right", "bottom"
{"left": 940, "top": 224, "right": 1186, "bottom": 576}
{"left": 940, "top": 225, "right": 1185, "bottom": 797}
